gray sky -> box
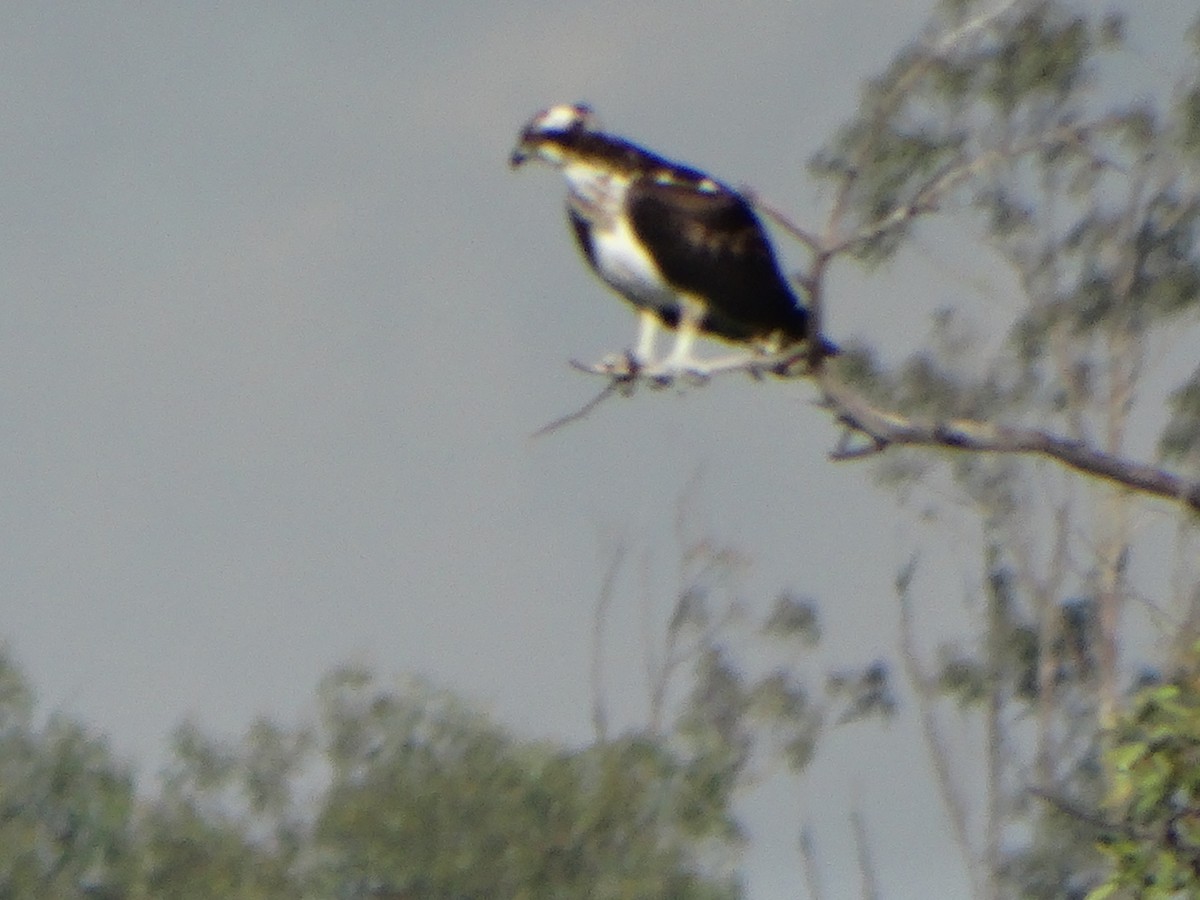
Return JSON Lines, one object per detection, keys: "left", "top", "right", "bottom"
{"left": 2, "top": 3, "right": 1195, "bottom": 898}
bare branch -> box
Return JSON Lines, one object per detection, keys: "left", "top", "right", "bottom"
{"left": 554, "top": 350, "right": 1200, "bottom": 517}
{"left": 570, "top": 347, "right": 815, "bottom": 383}
{"left": 851, "top": 809, "right": 882, "bottom": 900}
{"left": 530, "top": 379, "right": 625, "bottom": 438}
{"left": 537, "top": 345, "right": 797, "bottom": 437}
{"left": 897, "top": 555, "right": 984, "bottom": 894}
{"left": 799, "top": 826, "right": 826, "bottom": 900}
{"left": 1026, "top": 502, "right": 1072, "bottom": 786}
{"left": 590, "top": 545, "right": 626, "bottom": 742}
{"left": 926, "top": 0, "right": 1027, "bottom": 57}
{"left": 746, "top": 192, "right": 824, "bottom": 253}
{"left": 983, "top": 560, "right": 1005, "bottom": 900}
{"left": 1027, "top": 785, "right": 1131, "bottom": 837}
{"left": 819, "top": 370, "right": 1200, "bottom": 514}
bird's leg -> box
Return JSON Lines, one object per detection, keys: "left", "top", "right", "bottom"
{"left": 650, "top": 304, "right": 706, "bottom": 384}
{"left": 632, "top": 308, "right": 660, "bottom": 369}
{"left": 686, "top": 344, "right": 808, "bottom": 379}
{"left": 652, "top": 324, "right": 809, "bottom": 381}
{"left": 660, "top": 322, "right": 698, "bottom": 370}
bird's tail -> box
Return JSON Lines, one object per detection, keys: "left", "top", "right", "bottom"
{"left": 783, "top": 306, "right": 838, "bottom": 358}
{"left": 812, "top": 333, "right": 840, "bottom": 358}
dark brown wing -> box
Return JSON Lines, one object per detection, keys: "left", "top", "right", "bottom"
{"left": 567, "top": 206, "right": 599, "bottom": 272}
{"left": 626, "top": 178, "right": 809, "bottom": 342}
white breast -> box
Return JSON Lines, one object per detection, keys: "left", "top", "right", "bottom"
{"left": 592, "top": 215, "right": 678, "bottom": 308}
{"left": 563, "top": 162, "right": 676, "bottom": 310}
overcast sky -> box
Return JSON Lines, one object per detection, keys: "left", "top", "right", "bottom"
{"left": 2, "top": 3, "right": 1195, "bottom": 898}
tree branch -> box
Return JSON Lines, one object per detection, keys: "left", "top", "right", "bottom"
{"left": 819, "top": 370, "right": 1200, "bottom": 513}
{"left": 827, "top": 120, "right": 1117, "bottom": 257}
{"left": 555, "top": 355, "right": 1200, "bottom": 515}
{"left": 925, "top": 0, "right": 1027, "bottom": 57}
{"left": 799, "top": 826, "right": 826, "bottom": 900}
{"left": 531, "top": 379, "right": 625, "bottom": 438}
{"left": 1027, "top": 785, "right": 1134, "bottom": 837}
{"left": 589, "top": 545, "right": 626, "bottom": 742}
{"left": 851, "top": 809, "right": 882, "bottom": 900}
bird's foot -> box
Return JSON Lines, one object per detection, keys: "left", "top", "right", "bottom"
{"left": 759, "top": 348, "right": 810, "bottom": 378}
{"left": 570, "top": 353, "right": 704, "bottom": 389}
{"left": 571, "top": 350, "right": 641, "bottom": 378}
{"left": 570, "top": 351, "right": 647, "bottom": 395}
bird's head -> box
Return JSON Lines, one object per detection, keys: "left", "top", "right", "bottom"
{"left": 509, "top": 103, "right": 599, "bottom": 169}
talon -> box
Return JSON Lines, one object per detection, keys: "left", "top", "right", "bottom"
{"left": 769, "top": 350, "right": 807, "bottom": 377}
{"left": 598, "top": 354, "right": 624, "bottom": 374}
{"left": 588, "top": 352, "right": 642, "bottom": 379}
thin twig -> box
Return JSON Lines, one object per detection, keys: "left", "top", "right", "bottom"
{"left": 927, "top": 0, "right": 1026, "bottom": 56}
{"left": 746, "top": 192, "right": 823, "bottom": 252}
{"left": 851, "top": 809, "right": 881, "bottom": 900}
{"left": 1027, "top": 786, "right": 1131, "bottom": 836}
{"left": 897, "top": 554, "right": 985, "bottom": 894}
{"left": 799, "top": 826, "right": 825, "bottom": 900}
{"left": 590, "top": 544, "right": 626, "bottom": 742}
{"left": 530, "top": 379, "right": 624, "bottom": 438}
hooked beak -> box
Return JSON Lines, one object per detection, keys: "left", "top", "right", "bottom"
{"left": 509, "top": 133, "right": 533, "bottom": 169}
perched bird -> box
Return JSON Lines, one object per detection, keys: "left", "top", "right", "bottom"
{"left": 510, "top": 103, "right": 834, "bottom": 379}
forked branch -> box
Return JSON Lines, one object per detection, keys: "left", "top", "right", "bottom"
{"left": 541, "top": 355, "right": 1200, "bottom": 516}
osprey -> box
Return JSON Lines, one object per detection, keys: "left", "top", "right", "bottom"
{"left": 510, "top": 103, "right": 833, "bottom": 379}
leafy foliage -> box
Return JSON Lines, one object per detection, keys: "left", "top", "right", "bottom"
{"left": 3, "top": 4, "right": 1200, "bottom": 899}
{"left": 801, "top": 1, "right": 1200, "bottom": 895}
{"left": 136, "top": 717, "right": 308, "bottom": 899}
{"left": 1089, "top": 654, "right": 1200, "bottom": 899}
{"left": 0, "top": 651, "right": 138, "bottom": 899}
{"left": 0, "top": 647, "right": 746, "bottom": 899}
{"left": 312, "top": 667, "right": 741, "bottom": 899}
